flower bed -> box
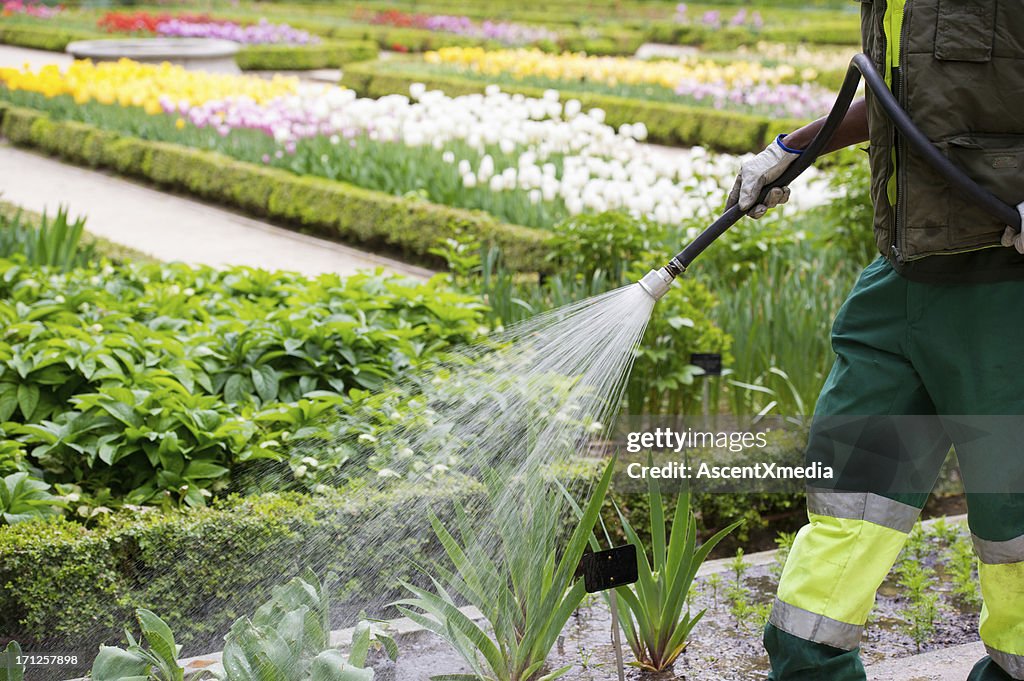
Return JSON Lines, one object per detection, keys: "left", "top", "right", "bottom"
{"left": 423, "top": 46, "right": 836, "bottom": 119}
{"left": 361, "top": 8, "right": 559, "bottom": 46}
{"left": 340, "top": 58, "right": 806, "bottom": 152}
{"left": 0, "top": 103, "right": 551, "bottom": 271}
{"left": 1, "top": 0, "right": 59, "bottom": 18}
{"left": 97, "top": 11, "right": 319, "bottom": 45}
{"left": 0, "top": 16, "right": 377, "bottom": 70}
{"left": 1, "top": 59, "right": 825, "bottom": 236}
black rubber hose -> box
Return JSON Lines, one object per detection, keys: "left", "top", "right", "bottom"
{"left": 665, "top": 52, "right": 1022, "bottom": 275}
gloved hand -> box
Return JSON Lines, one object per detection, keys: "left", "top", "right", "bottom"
{"left": 726, "top": 135, "right": 802, "bottom": 219}
{"left": 1000, "top": 201, "right": 1024, "bottom": 254}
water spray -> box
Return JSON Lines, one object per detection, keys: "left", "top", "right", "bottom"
{"left": 638, "top": 53, "right": 1023, "bottom": 302}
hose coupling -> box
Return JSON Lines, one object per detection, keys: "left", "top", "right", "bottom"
{"left": 637, "top": 267, "right": 675, "bottom": 301}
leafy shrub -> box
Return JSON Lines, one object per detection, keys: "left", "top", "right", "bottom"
{"left": 0, "top": 479, "right": 482, "bottom": 661}
{"left": 821, "top": 151, "right": 877, "bottom": 266}
{"left": 0, "top": 257, "right": 485, "bottom": 506}
{"left": 0, "top": 472, "right": 64, "bottom": 525}
{"left": 234, "top": 40, "right": 379, "bottom": 71}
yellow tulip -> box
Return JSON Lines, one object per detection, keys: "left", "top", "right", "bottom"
{"left": 0, "top": 59, "right": 299, "bottom": 113}
{"left": 423, "top": 47, "right": 815, "bottom": 89}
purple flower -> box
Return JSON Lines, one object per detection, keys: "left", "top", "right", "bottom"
{"left": 155, "top": 18, "right": 318, "bottom": 45}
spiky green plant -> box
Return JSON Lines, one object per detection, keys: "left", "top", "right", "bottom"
{"left": 0, "top": 206, "right": 96, "bottom": 271}
{"left": 612, "top": 478, "right": 741, "bottom": 672}
{"left": 396, "top": 460, "right": 615, "bottom": 681}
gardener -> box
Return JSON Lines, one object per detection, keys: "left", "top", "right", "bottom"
{"left": 726, "top": 1, "right": 1024, "bottom": 679}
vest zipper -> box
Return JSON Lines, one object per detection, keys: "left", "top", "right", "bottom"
{"left": 891, "top": 0, "right": 912, "bottom": 263}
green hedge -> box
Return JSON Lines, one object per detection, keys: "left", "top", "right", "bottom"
{"left": 0, "top": 479, "right": 483, "bottom": 661}
{"left": 644, "top": 20, "right": 859, "bottom": 50}
{"left": 234, "top": 40, "right": 379, "bottom": 70}
{"left": 340, "top": 61, "right": 803, "bottom": 154}
{"left": 315, "top": 23, "right": 643, "bottom": 57}
{"left": 0, "top": 104, "right": 551, "bottom": 272}
{"left": 0, "top": 24, "right": 97, "bottom": 52}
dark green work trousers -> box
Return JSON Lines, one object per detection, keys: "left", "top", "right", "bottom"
{"left": 765, "top": 256, "right": 1024, "bottom": 680}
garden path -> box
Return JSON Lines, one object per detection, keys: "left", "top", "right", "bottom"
{"left": 0, "top": 44, "right": 72, "bottom": 70}
{"left": 0, "top": 144, "right": 433, "bottom": 278}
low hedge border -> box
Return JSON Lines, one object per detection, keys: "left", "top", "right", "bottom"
{"left": 340, "top": 60, "right": 804, "bottom": 154}
{"left": 0, "top": 24, "right": 378, "bottom": 71}
{"left": 0, "top": 479, "right": 485, "bottom": 658}
{"left": 234, "top": 40, "right": 379, "bottom": 71}
{"left": 0, "top": 103, "right": 551, "bottom": 272}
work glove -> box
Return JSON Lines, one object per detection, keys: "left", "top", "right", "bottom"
{"left": 999, "top": 201, "right": 1024, "bottom": 254}
{"left": 726, "top": 135, "right": 801, "bottom": 219}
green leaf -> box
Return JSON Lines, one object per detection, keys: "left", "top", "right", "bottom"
{"left": 250, "top": 366, "right": 279, "bottom": 404}
{"left": 136, "top": 608, "right": 180, "bottom": 673}
{"left": 182, "top": 460, "right": 229, "bottom": 480}
{"left": 90, "top": 645, "right": 151, "bottom": 681}
{"left": 1, "top": 641, "right": 24, "bottom": 681}
{"left": 310, "top": 650, "right": 372, "bottom": 681}
{"left": 16, "top": 383, "right": 39, "bottom": 421}
{"left": 0, "top": 384, "right": 17, "bottom": 422}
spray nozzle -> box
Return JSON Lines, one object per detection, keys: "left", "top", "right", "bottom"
{"left": 637, "top": 267, "right": 675, "bottom": 301}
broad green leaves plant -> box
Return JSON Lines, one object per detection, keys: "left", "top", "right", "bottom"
{"left": 92, "top": 608, "right": 197, "bottom": 681}
{"left": 610, "top": 475, "right": 740, "bottom": 671}
{"left": 0, "top": 258, "right": 484, "bottom": 508}
{"left": 396, "top": 460, "right": 616, "bottom": 681}
{"left": 0, "top": 472, "right": 64, "bottom": 524}
{"left": 212, "top": 570, "right": 396, "bottom": 681}
{"left": 91, "top": 572, "right": 394, "bottom": 681}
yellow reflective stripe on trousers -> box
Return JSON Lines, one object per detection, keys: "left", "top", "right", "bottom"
{"left": 775, "top": 511, "right": 911, "bottom": 640}
{"left": 977, "top": 536, "right": 1024, "bottom": 679}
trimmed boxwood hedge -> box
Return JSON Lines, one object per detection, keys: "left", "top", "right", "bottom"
{"left": 340, "top": 61, "right": 804, "bottom": 154}
{"left": 0, "top": 103, "right": 552, "bottom": 272}
{"left": 0, "top": 479, "right": 484, "bottom": 659}
{"left": 234, "top": 40, "right": 379, "bottom": 70}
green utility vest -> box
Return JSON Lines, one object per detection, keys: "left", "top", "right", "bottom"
{"left": 858, "top": 0, "right": 1024, "bottom": 280}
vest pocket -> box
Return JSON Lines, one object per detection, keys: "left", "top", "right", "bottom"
{"left": 936, "top": 134, "right": 1024, "bottom": 249}
{"left": 941, "top": 135, "right": 1024, "bottom": 207}
{"left": 934, "top": 0, "right": 996, "bottom": 62}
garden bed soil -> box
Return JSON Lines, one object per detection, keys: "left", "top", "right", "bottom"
{"left": 364, "top": 562, "right": 980, "bottom": 680}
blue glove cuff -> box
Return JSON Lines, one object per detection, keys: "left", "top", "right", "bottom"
{"left": 775, "top": 134, "right": 804, "bottom": 155}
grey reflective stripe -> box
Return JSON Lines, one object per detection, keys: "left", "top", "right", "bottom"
{"left": 986, "top": 645, "right": 1024, "bottom": 680}
{"left": 806, "top": 488, "right": 920, "bottom": 534}
{"left": 769, "top": 598, "right": 863, "bottom": 651}
{"left": 973, "top": 534, "right": 1024, "bottom": 565}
